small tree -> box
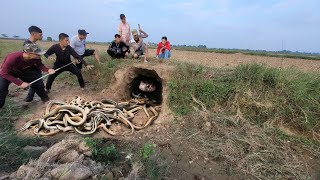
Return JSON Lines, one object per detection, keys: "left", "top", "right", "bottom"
{"left": 1, "top": 34, "right": 8, "bottom": 38}
{"left": 47, "top": 36, "right": 53, "bottom": 41}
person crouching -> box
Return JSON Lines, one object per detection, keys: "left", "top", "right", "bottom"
{"left": 107, "top": 34, "right": 130, "bottom": 59}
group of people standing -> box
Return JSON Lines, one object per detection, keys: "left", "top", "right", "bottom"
{"left": 0, "top": 13, "right": 172, "bottom": 108}
{"left": 108, "top": 14, "right": 171, "bottom": 62}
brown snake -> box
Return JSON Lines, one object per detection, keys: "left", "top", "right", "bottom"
{"left": 17, "top": 96, "right": 160, "bottom": 136}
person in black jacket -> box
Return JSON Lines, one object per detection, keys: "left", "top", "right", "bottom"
{"left": 44, "top": 33, "right": 93, "bottom": 92}
{"left": 107, "top": 34, "right": 130, "bottom": 59}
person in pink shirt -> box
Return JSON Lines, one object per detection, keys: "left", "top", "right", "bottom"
{"left": 118, "top": 14, "right": 131, "bottom": 45}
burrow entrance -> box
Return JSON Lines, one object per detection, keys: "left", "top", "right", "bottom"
{"left": 126, "top": 67, "right": 163, "bottom": 105}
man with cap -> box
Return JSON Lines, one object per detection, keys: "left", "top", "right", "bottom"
{"left": 130, "top": 24, "right": 149, "bottom": 63}
{"left": 118, "top": 14, "right": 131, "bottom": 45}
{"left": 23, "top": 25, "right": 44, "bottom": 102}
{"left": 0, "top": 44, "right": 55, "bottom": 108}
{"left": 70, "top": 29, "right": 100, "bottom": 70}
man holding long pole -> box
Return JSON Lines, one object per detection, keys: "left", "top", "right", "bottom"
{"left": 0, "top": 44, "right": 55, "bottom": 108}
{"left": 45, "top": 33, "right": 93, "bottom": 93}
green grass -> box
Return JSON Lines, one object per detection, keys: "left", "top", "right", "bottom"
{"left": 0, "top": 101, "right": 49, "bottom": 172}
{"left": 84, "top": 138, "right": 120, "bottom": 163}
{"left": 169, "top": 63, "right": 320, "bottom": 133}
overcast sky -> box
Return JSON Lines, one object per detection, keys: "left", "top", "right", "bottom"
{"left": 0, "top": 0, "right": 319, "bottom": 52}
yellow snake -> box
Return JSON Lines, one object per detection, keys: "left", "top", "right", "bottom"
{"left": 17, "top": 96, "right": 160, "bottom": 136}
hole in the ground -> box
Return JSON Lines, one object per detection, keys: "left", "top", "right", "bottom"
{"left": 128, "top": 68, "right": 163, "bottom": 105}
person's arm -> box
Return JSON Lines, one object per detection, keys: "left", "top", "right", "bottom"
{"left": 156, "top": 43, "right": 162, "bottom": 55}
{"left": 164, "top": 41, "right": 171, "bottom": 51}
{"left": 44, "top": 45, "right": 55, "bottom": 58}
{"left": 121, "top": 42, "right": 130, "bottom": 53}
{"left": 70, "top": 37, "right": 76, "bottom": 49}
{"left": 128, "top": 24, "right": 131, "bottom": 42}
{"left": 36, "top": 60, "right": 49, "bottom": 72}
{"left": 70, "top": 47, "right": 87, "bottom": 66}
{"left": 118, "top": 24, "right": 122, "bottom": 35}
{"left": 0, "top": 56, "right": 23, "bottom": 86}
{"left": 139, "top": 29, "right": 148, "bottom": 38}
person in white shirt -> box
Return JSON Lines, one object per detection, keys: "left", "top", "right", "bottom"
{"left": 130, "top": 24, "right": 149, "bottom": 63}
{"left": 70, "top": 29, "right": 101, "bottom": 69}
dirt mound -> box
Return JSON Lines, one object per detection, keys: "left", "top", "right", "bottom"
{"left": 101, "top": 64, "right": 175, "bottom": 124}
{"left": 8, "top": 136, "right": 135, "bottom": 180}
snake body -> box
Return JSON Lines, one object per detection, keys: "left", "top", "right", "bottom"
{"left": 18, "top": 96, "right": 160, "bottom": 136}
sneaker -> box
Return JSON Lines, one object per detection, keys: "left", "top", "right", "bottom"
{"left": 25, "top": 97, "right": 33, "bottom": 102}
{"left": 42, "top": 97, "right": 50, "bottom": 103}
{"left": 81, "top": 87, "right": 85, "bottom": 91}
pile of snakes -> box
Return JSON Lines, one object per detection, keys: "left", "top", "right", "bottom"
{"left": 17, "top": 96, "right": 160, "bottom": 136}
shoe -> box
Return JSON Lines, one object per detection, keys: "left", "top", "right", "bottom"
{"left": 42, "top": 97, "right": 50, "bottom": 103}
{"left": 25, "top": 97, "right": 33, "bottom": 102}
{"left": 81, "top": 87, "right": 85, "bottom": 91}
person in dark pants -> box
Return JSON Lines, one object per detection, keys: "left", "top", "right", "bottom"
{"left": 107, "top": 34, "right": 130, "bottom": 59}
{"left": 45, "top": 33, "right": 93, "bottom": 92}
{"left": 0, "top": 44, "right": 55, "bottom": 108}
{"left": 24, "top": 25, "right": 45, "bottom": 102}
{"left": 70, "top": 29, "right": 100, "bottom": 70}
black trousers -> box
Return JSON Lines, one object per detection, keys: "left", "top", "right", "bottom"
{"left": 0, "top": 70, "right": 49, "bottom": 108}
{"left": 107, "top": 50, "right": 126, "bottom": 59}
{"left": 46, "top": 64, "right": 85, "bottom": 90}
{"left": 25, "top": 68, "right": 42, "bottom": 101}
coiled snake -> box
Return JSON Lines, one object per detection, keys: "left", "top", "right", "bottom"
{"left": 17, "top": 96, "right": 160, "bottom": 136}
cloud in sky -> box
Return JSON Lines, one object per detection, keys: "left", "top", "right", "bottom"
{"left": 0, "top": 0, "right": 319, "bottom": 52}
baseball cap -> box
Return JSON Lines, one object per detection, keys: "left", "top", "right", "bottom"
{"left": 132, "top": 29, "right": 138, "bottom": 36}
{"left": 23, "top": 43, "right": 46, "bottom": 55}
{"left": 78, "top": 29, "right": 89, "bottom": 35}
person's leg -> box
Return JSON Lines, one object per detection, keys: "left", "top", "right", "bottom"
{"left": 68, "top": 65, "right": 85, "bottom": 88}
{"left": 21, "top": 71, "right": 49, "bottom": 102}
{"left": 0, "top": 76, "right": 11, "bottom": 108}
{"left": 83, "top": 49, "right": 100, "bottom": 63}
{"left": 133, "top": 53, "right": 139, "bottom": 59}
{"left": 164, "top": 49, "right": 171, "bottom": 59}
{"left": 143, "top": 45, "right": 148, "bottom": 62}
{"left": 107, "top": 50, "right": 116, "bottom": 58}
{"left": 46, "top": 65, "right": 64, "bottom": 91}
{"left": 25, "top": 68, "right": 42, "bottom": 102}
{"left": 158, "top": 53, "right": 164, "bottom": 59}
{"left": 93, "top": 49, "right": 101, "bottom": 63}
{"left": 76, "top": 56, "right": 84, "bottom": 70}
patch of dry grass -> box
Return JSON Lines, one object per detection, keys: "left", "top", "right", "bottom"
{"left": 177, "top": 97, "right": 320, "bottom": 179}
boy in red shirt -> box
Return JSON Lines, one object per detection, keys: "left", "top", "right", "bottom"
{"left": 156, "top": 36, "right": 171, "bottom": 59}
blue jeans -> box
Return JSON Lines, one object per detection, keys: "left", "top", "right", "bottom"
{"left": 158, "top": 49, "right": 171, "bottom": 59}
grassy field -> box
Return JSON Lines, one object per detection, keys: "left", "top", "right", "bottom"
{"left": 0, "top": 39, "right": 319, "bottom": 179}
{"left": 169, "top": 46, "right": 320, "bottom": 60}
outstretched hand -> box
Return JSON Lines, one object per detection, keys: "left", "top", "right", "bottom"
{"left": 48, "top": 69, "right": 56, "bottom": 75}
{"left": 72, "top": 59, "right": 81, "bottom": 64}
{"left": 20, "top": 82, "right": 29, "bottom": 89}
{"left": 86, "top": 65, "right": 94, "bottom": 70}
{"left": 48, "top": 56, "right": 56, "bottom": 61}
